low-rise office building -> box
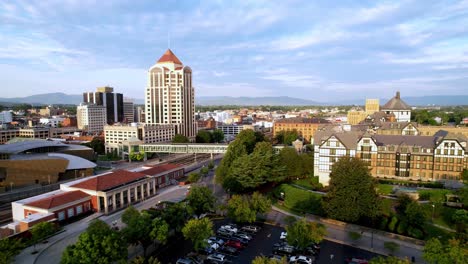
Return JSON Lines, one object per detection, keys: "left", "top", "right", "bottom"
{"left": 77, "top": 104, "right": 107, "bottom": 134}
{"left": 104, "top": 123, "right": 175, "bottom": 154}
{"left": 274, "top": 118, "right": 329, "bottom": 144}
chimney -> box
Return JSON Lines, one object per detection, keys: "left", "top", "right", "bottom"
{"left": 396, "top": 91, "right": 400, "bottom": 99}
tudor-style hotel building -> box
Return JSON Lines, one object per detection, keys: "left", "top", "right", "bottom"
{"left": 145, "top": 49, "right": 196, "bottom": 140}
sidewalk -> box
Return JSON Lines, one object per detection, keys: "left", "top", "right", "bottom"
{"left": 268, "top": 206, "right": 426, "bottom": 263}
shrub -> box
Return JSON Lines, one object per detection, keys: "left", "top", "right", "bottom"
{"left": 419, "top": 192, "right": 431, "bottom": 201}
{"left": 384, "top": 241, "right": 400, "bottom": 255}
{"left": 348, "top": 231, "right": 362, "bottom": 241}
{"left": 397, "top": 220, "right": 408, "bottom": 235}
{"left": 388, "top": 216, "right": 399, "bottom": 232}
{"left": 379, "top": 217, "right": 389, "bottom": 230}
{"left": 407, "top": 226, "right": 424, "bottom": 239}
{"left": 188, "top": 173, "right": 201, "bottom": 183}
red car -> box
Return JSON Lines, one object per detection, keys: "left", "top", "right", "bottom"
{"left": 225, "top": 240, "right": 244, "bottom": 249}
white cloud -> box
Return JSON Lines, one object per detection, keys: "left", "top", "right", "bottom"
{"left": 212, "top": 71, "right": 228, "bottom": 77}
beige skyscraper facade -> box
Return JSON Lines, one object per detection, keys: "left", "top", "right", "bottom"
{"left": 145, "top": 49, "right": 196, "bottom": 140}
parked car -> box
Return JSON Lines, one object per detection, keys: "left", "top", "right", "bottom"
{"left": 241, "top": 225, "right": 261, "bottom": 233}
{"left": 345, "top": 258, "right": 369, "bottom": 264}
{"left": 280, "top": 231, "right": 287, "bottom": 240}
{"left": 274, "top": 245, "right": 295, "bottom": 256}
{"left": 220, "top": 225, "right": 238, "bottom": 233}
{"left": 176, "top": 257, "right": 202, "bottom": 264}
{"left": 269, "top": 254, "right": 285, "bottom": 261}
{"left": 207, "top": 236, "right": 225, "bottom": 245}
{"left": 225, "top": 240, "right": 244, "bottom": 249}
{"left": 206, "top": 253, "right": 227, "bottom": 263}
{"left": 219, "top": 245, "right": 239, "bottom": 255}
{"left": 289, "top": 255, "right": 314, "bottom": 264}
{"left": 233, "top": 232, "right": 252, "bottom": 241}
{"left": 229, "top": 236, "right": 248, "bottom": 245}
{"left": 217, "top": 229, "right": 234, "bottom": 238}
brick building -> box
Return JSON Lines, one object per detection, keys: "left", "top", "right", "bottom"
{"left": 274, "top": 118, "right": 329, "bottom": 144}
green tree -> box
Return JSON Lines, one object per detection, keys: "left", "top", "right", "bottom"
{"left": 84, "top": 138, "right": 105, "bottom": 155}
{"left": 323, "top": 157, "right": 381, "bottom": 223}
{"left": 252, "top": 255, "right": 287, "bottom": 264}
{"left": 188, "top": 172, "right": 201, "bottom": 183}
{"left": 129, "top": 152, "right": 145, "bottom": 161}
{"left": 423, "top": 238, "right": 468, "bottom": 264}
{"left": 131, "top": 256, "right": 162, "bottom": 264}
{"left": 227, "top": 192, "right": 271, "bottom": 223}
{"left": 404, "top": 202, "right": 426, "bottom": 229}
{"left": 462, "top": 169, "right": 468, "bottom": 185}
{"left": 31, "top": 222, "right": 56, "bottom": 251}
{"left": 212, "top": 129, "right": 225, "bottom": 143}
{"left": 369, "top": 256, "right": 410, "bottom": 264}
{"left": 196, "top": 130, "right": 212, "bottom": 143}
{"left": 227, "top": 142, "right": 286, "bottom": 192}
{"left": 215, "top": 140, "right": 247, "bottom": 185}
{"left": 286, "top": 218, "right": 327, "bottom": 250}
{"left": 181, "top": 218, "right": 214, "bottom": 252}
{"left": 121, "top": 207, "right": 159, "bottom": 256}
{"left": 207, "top": 161, "right": 215, "bottom": 170}
{"left": 186, "top": 186, "right": 216, "bottom": 216}
{"left": 236, "top": 129, "right": 258, "bottom": 154}
{"left": 452, "top": 209, "right": 468, "bottom": 234}
{"left": 161, "top": 202, "right": 188, "bottom": 232}
{"left": 150, "top": 217, "right": 169, "bottom": 245}
{"left": 384, "top": 241, "right": 400, "bottom": 255}
{"left": 172, "top": 134, "right": 189, "bottom": 143}
{"left": 279, "top": 147, "right": 302, "bottom": 179}
{"left": 200, "top": 166, "right": 209, "bottom": 176}
{"left": 275, "top": 130, "right": 299, "bottom": 145}
{"left": 0, "top": 238, "right": 24, "bottom": 264}
{"left": 61, "top": 219, "right": 127, "bottom": 264}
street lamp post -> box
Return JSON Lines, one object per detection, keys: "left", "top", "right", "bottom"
{"left": 371, "top": 230, "right": 374, "bottom": 252}
{"left": 432, "top": 204, "right": 435, "bottom": 222}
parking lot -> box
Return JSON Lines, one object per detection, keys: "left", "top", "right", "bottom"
{"left": 156, "top": 218, "right": 381, "bottom": 264}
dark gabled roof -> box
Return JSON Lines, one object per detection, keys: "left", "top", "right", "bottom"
{"left": 382, "top": 91, "right": 411, "bottom": 110}
{"left": 25, "top": 191, "right": 90, "bottom": 210}
{"left": 372, "top": 134, "right": 436, "bottom": 148}
{"left": 71, "top": 170, "right": 147, "bottom": 191}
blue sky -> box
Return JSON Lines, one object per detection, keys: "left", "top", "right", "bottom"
{"left": 1, "top": 0, "right": 468, "bottom": 102}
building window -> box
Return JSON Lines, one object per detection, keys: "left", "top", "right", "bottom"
{"left": 67, "top": 208, "right": 75, "bottom": 218}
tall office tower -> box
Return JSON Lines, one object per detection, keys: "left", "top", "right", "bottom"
{"left": 145, "top": 49, "right": 196, "bottom": 140}
{"left": 76, "top": 104, "right": 107, "bottom": 134}
{"left": 134, "top": 106, "right": 145, "bottom": 123}
{"left": 83, "top": 86, "right": 123, "bottom": 124}
{"left": 365, "top": 99, "right": 380, "bottom": 115}
{"left": 123, "top": 99, "right": 135, "bottom": 123}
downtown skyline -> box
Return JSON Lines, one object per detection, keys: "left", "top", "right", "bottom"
{"left": 1, "top": 0, "right": 468, "bottom": 101}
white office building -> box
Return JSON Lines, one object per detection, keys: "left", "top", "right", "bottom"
{"left": 77, "top": 104, "right": 107, "bottom": 134}
{"left": 0, "top": 111, "right": 13, "bottom": 123}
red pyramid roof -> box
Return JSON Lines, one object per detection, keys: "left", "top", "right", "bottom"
{"left": 157, "top": 49, "right": 183, "bottom": 65}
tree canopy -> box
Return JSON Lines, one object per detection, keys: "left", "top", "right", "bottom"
{"left": 31, "top": 222, "right": 56, "bottom": 250}
{"left": 275, "top": 130, "right": 299, "bottom": 145}
{"left": 196, "top": 130, "right": 212, "bottom": 143}
{"left": 172, "top": 134, "right": 190, "bottom": 143}
{"left": 227, "top": 192, "right": 271, "bottom": 223}
{"left": 182, "top": 218, "right": 214, "bottom": 252}
{"left": 369, "top": 256, "right": 411, "bottom": 264}
{"left": 423, "top": 238, "right": 468, "bottom": 264}
{"left": 61, "top": 219, "right": 127, "bottom": 264}
{"left": 0, "top": 238, "right": 23, "bottom": 264}
{"left": 279, "top": 147, "right": 314, "bottom": 180}
{"left": 212, "top": 129, "right": 225, "bottom": 143}
{"left": 323, "top": 157, "right": 381, "bottom": 223}
{"left": 252, "top": 256, "right": 287, "bottom": 264}
{"left": 186, "top": 186, "right": 216, "bottom": 216}
{"left": 285, "top": 218, "right": 327, "bottom": 250}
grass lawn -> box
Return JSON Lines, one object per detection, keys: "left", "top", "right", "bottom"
{"left": 418, "top": 189, "right": 453, "bottom": 203}
{"left": 274, "top": 184, "right": 324, "bottom": 215}
{"left": 421, "top": 203, "right": 458, "bottom": 230}
{"left": 292, "top": 178, "right": 315, "bottom": 190}
{"left": 377, "top": 184, "right": 394, "bottom": 195}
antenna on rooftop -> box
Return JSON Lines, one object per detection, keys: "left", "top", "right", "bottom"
{"left": 168, "top": 31, "right": 171, "bottom": 49}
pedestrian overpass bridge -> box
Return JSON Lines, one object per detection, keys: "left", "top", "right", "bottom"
{"left": 139, "top": 143, "right": 285, "bottom": 154}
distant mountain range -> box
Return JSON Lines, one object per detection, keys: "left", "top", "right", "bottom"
{"left": 0, "top": 93, "right": 467, "bottom": 106}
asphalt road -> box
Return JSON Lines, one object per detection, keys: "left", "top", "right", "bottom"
{"left": 156, "top": 219, "right": 380, "bottom": 264}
